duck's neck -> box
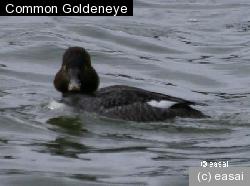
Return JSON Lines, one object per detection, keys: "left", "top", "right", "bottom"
{"left": 62, "top": 91, "right": 96, "bottom": 97}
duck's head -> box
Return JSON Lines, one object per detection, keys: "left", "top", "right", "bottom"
{"left": 54, "top": 47, "right": 99, "bottom": 94}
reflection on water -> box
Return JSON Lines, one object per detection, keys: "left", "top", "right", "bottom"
{"left": 47, "top": 116, "right": 87, "bottom": 135}
{"left": 38, "top": 137, "right": 91, "bottom": 159}
{"left": 1, "top": 0, "right": 250, "bottom": 185}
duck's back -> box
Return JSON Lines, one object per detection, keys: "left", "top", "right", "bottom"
{"left": 96, "top": 85, "right": 196, "bottom": 107}
{"left": 63, "top": 85, "right": 205, "bottom": 122}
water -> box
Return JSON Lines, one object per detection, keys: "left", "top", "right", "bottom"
{"left": 1, "top": 0, "right": 250, "bottom": 185}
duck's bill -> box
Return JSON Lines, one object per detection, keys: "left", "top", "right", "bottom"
{"left": 68, "top": 79, "right": 81, "bottom": 91}
{"left": 68, "top": 68, "right": 81, "bottom": 92}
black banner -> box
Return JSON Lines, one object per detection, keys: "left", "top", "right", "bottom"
{"left": 0, "top": 0, "right": 133, "bottom": 16}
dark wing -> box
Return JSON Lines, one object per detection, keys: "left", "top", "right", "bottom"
{"left": 96, "top": 85, "right": 196, "bottom": 109}
{"left": 101, "top": 102, "right": 206, "bottom": 122}
{"left": 101, "top": 102, "right": 173, "bottom": 122}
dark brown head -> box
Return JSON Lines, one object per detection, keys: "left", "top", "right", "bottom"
{"left": 54, "top": 47, "right": 99, "bottom": 94}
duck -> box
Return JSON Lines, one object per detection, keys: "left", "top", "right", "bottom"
{"left": 54, "top": 47, "right": 207, "bottom": 122}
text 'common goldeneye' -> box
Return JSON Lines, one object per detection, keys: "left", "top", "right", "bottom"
{"left": 54, "top": 47, "right": 207, "bottom": 122}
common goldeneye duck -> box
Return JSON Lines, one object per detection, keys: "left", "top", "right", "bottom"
{"left": 54, "top": 47, "right": 207, "bottom": 122}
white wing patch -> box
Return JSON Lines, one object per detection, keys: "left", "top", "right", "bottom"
{"left": 147, "top": 100, "right": 176, "bottom": 109}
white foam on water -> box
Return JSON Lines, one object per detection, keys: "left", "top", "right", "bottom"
{"left": 48, "top": 100, "right": 65, "bottom": 110}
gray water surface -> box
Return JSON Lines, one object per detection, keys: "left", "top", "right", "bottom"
{"left": 1, "top": 0, "right": 250, "bottom": 185}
